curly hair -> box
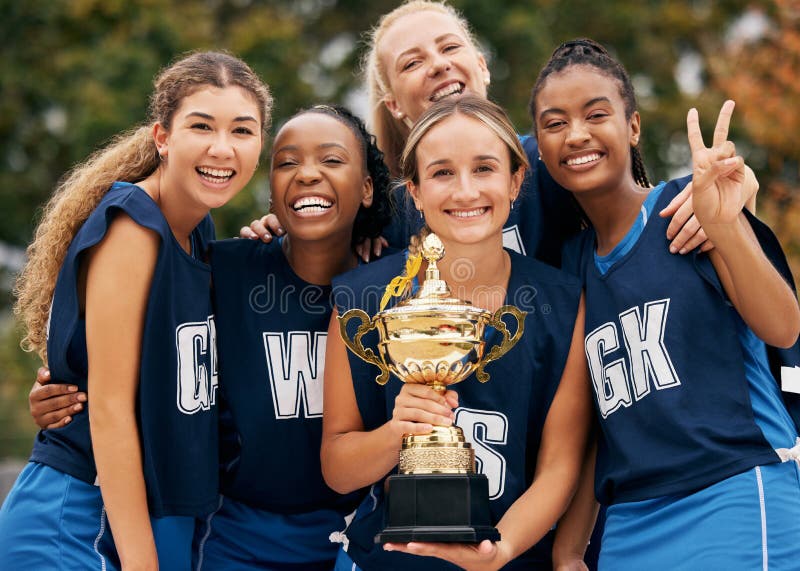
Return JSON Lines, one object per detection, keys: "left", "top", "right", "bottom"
{"left": 528, "top": 38, "right": 650, "bottom": 188}
{"left": 290, "top": 105, "right": 393, "bottom": 247}
{"left": 15, "top": 51, "right": 273, "bottom": 361}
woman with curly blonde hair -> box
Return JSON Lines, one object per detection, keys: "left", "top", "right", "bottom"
{"left": 1, "top": 51, "right": 271, "bottom": 570}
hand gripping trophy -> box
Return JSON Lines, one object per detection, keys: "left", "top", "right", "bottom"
{"left": 338, "top": 233, "right": 525, "bottom": 543}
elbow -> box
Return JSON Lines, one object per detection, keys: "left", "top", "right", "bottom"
{"left": 761, "top": 317, "right": 800, "bottom": 349}
{"left": 774, "top": 321, "right": 800, "bottom": 349}
{"left": 775, "top": 304, "right": 800, "bottom": 348}
{"left": 320, "top": 441, "right": 359, "bottom": 495}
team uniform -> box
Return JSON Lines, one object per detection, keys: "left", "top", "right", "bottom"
{"left": 562, "top": 177, "right": 800, "bottom": 570}
{"left": 195, "top": 238, "right": 364, "bottom": 570}
{"left": 331, "top": 249, "right": 583, "bottom": 570}
{"left": 0, "top": 182, "right": 220, "bottom": 570}
{"left": 383, "top": 135, "right": 580, "bottom": 266}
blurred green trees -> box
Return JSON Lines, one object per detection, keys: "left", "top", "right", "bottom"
{"left": 1, "top": 0, "right": 795, "bottom": 457}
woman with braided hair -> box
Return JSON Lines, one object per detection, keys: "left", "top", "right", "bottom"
{"left": 531, "top": 38, "right": 800, "bottom": 569}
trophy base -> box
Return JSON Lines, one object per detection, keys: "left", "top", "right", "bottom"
{"left": 375, "top": 473, "right": 500, "bottom": 544}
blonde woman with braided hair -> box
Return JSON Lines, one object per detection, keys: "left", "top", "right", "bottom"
{"left": 1, "top": 51, "right": 271, "bottom": 570}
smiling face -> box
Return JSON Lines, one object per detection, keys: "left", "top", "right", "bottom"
{"left": 379, "top": 10, "right": 490, "bottom": 124}
{"left": 269, "top": 112, "right": 373, "bottom": 244}
{"left": 534, "top": 65, "right": 640, "bottom": 196}
{"left": 407, "top": 113, "right": 524, "bottom": 248}
{"left": 154, "top": 85, "right": 262, "bottom": 212}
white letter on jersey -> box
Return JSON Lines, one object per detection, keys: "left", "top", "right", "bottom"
{"left": 585, "top": 323, "right": 631, "bottom": 418}
{"left": 176, "top": 317, "right": 217, "bottom": 415}
{"left": 619, "top": 299, "right": 680, "bottom": 400}
{"left": 263, "top": 332, "right": 326, "bottom": 419}
{"left": 455, "top": 408, "right": 508, "bottom": 499}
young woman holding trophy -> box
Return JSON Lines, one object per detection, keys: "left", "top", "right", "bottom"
{"left": 322, "top": 95, "right": 593, "bottom": 571}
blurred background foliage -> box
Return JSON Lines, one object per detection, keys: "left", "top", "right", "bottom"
{"left": 0, "top": 0, "right": 797, "bottom": 457}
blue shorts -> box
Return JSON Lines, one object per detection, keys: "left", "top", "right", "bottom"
{"left": 194, "top": 495, "right": 351, "bottom": 570}
{"left": 0, "top": 462, "right": 195, "bottom": 570}
{"left": 600, "top": 460, "right": 800, "bottom": 570}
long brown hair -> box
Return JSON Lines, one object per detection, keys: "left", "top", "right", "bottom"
{"left": 14, "top": 51, "right": 273, "bottom": 361}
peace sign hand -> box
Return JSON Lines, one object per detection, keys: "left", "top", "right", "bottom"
{"left": 687, "top": 100, "right": 746, "bottom": 228}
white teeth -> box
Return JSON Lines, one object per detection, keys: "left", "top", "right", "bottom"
{"left": 449, "top": 207, "right": 486, "bottom": 218}
{"left": 431, "top": 83, "right": 464, "bottom": 102}
{"left": 566, "top": 153, "right": 601, "bottom": 166}
{"left": 292, "top": 196, "right": 333, "bottom": 211}
{"left": 197, "top": 166, "right": 234, "bottom": 180}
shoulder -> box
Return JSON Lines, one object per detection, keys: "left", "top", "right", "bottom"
{"left": 332, "top": 251, "right": 407, "bottom": 312}
{"left": 88, "top": 213, "right": 160, "bottom": 277}
{"left": 509, "top": 249, "right": 580, "bottom": 290}
{"left": 334, "top": 250, "right": 405, "bottom": 289}
{"left": 209, "top": 237, "right": 281, "bottom": 268}
{"left": 81, "top": 182, "right": 170, "bottom": 243}
{"left": 560, "top": 229, "right": 594, "bottom": 279}
{"left": 663, "top": 175, "right": 693, "bottom": 200}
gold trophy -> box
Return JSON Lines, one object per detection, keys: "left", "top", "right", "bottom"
{"left": 338, "top": 233, "right": 525, "bottom": 543}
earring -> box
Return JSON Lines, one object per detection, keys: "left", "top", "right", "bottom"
{"left": 510, "top": 200, "right": 515, "bottom": 211}
{"left": 484, "top": 76, "right": 490, "bottom": 86}
{"left": 418, "top": 208, "right": 424, "bottom": 221}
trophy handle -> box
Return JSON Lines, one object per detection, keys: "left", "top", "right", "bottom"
{"left": 475, "top": 305, "right": 526, "bottom": 383}
{"left": 337, "top": 308, "right": 391, "bottom": 385}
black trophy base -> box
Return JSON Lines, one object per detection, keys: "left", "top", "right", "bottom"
{"left": 375, "top": 472, "right": 501, "bottom": 544}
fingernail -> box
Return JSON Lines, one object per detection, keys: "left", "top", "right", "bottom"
{"left": 73, "top": 403, "right": 83, "bottom": 411}
{"left": 63, "top": 417, "right": 71, "bottom": 425}
{"left": 277, "top": 227, "right": 285, "bottom": 235}
{"left": 43, "top": 370, "right": 50, "bottom": 379}
{"left": 384, "top": 545, "right": 394, "bottom": 552}
{"left": 68, "top": 386, "right": 78, "bottom": 392}
{"left": 669, "top": 246, "right": 677, "bottom": 254}
{"left": 262, "top": 235, "right": 272, "bottom": 242}
{"left": 679, "top": 248, "right": 687, "bottom": 255}
{"left": 77, "top": 394, "right": 87, "bottom": 402}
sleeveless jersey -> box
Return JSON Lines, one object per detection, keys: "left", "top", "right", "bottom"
{"left": 331, "top": 250, "right": 582, "bottom": 570}
{"left": 562, "top": 176, "right": 800, "bottom": 505}
{"left": 209, "top": 238, "right": 361, "bottom": 513}
{"left": 30, "top": 181, "right": 219, "bottom": 518}
{"left": 382, "top": 136, "right": 580, "bottom": 266}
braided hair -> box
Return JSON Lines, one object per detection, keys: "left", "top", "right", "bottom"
{"left": 289, "top": 105, "right": 393, "bottom": 247}
{"left": 529, "top": 38, "right": 650, "bottom": 188}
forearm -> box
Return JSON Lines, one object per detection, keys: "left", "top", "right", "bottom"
{"left": 707, "top": 214, "right": 800, "bottom": 347}
{"left": 552, "top": 440, "right": 599, "bottom": 567}
{"left": 90, "top": 402, "right": 157, "bottom": 570}
{"left": 322, "top": 421, "right": 402, "bottom": 494}
{"left": 493, "top": 459, "right": 582, "bottom": 566}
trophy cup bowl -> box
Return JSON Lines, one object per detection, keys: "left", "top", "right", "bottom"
{"left": 337, "top": 234, "right": 525, "bottom": 543}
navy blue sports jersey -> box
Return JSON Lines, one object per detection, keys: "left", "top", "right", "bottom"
{"left": 331, "top": 249, "right": 582, "bottom": 570}
{"left": 31, "top": 181, "right": 219, "bottom": 518}
{"left": 382, "top": 135, "right": 581, "bottom": 266}
{"left": 562, "top": 176, "right": 799, "bottom": 505}
{"left": 209, "top": 238, "right": 362, "bottom": 514}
